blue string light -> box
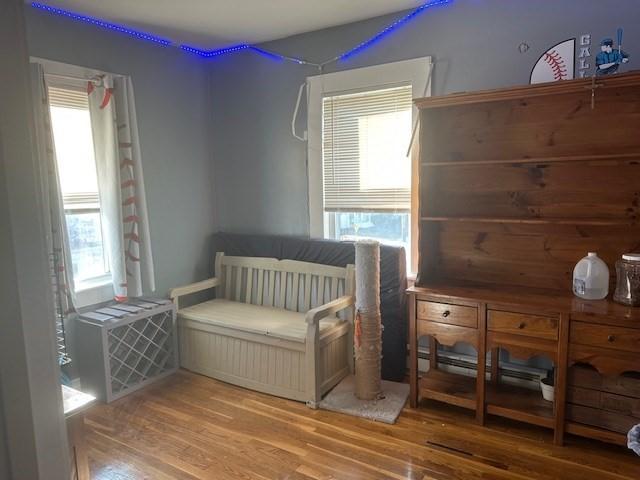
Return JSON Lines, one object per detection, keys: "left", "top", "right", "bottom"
{"left": 31, "top": 1, "right": 452, "bottom": 65}
{"left": 179, "top": 44, "right": 250, "bottom": 58}
{"left": 30, "top": 2, "right": 172, "bottom": 46}
{"left": 338, "top": 0, "right": 452, "bottom": 60}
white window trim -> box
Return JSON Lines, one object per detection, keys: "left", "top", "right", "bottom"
{"left": 306, "top": 56, "right": 432, "bottom": 269}
{"left": 31, "top": 56, "right": 125, "bottom": 83}
{"left": 33, "top": 57, "right": 117, "bottom": 307}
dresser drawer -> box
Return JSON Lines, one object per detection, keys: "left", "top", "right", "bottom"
{"left": 570, "top": 322, "right": 640, "bottom": 353}
{"left": 416, "top": 301, "right": 477, "bottom": 328}
{"left": 487, "top": 310, "right": 558, "bottom": 340}
{"left": 567, "top": 403, "right": 638, "bottom": 435}
{"left": 568, "top": 386, "right": 640, "bottom": 418}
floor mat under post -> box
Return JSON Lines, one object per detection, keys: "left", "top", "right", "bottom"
{"left": 319, "top": 375, "right": 409, "bottom": 424}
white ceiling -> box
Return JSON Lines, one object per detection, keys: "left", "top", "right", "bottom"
{"left": 34, "top": 1, "right": 424, "bottom": 49}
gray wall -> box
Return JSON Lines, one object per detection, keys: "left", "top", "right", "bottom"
{"left": 24, "top": 0, "right": 640, "bottom": 272}
{"left": 25, "top": 8, "right": 218, "bottom": 295}
{"left": 1, "top": 1, "right": 70, "bottom": 478}
{"left": 0, "top": 382, "right": 8, "bottom": 479}
{"left": 209, "top": 0, "right": 640, "bottom": 236}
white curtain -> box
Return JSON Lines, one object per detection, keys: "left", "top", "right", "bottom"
{"left": 30, "top": 63, "right": 76, "bottom": 364}
{"left": 88, "top": 75, "right": 155, "bottom": 300}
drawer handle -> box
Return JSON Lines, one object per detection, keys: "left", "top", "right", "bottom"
{"left": 442, "top": 310, "right": 451, "bottom": 318}
{"left": 518, "top": 322, "right": 526, "bottom": 329}
{"left": 607, "top": 334, "right": 615, "bottom": 343}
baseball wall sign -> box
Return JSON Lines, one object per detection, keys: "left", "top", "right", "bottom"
{"left": 595, "top": 28, "right": 630, "bottom": 76}
{"left": 578, "top": 34, "right": 592, "bottom": 78}
{"left": 530, "top": 39, "right": 576, "bottom": 84}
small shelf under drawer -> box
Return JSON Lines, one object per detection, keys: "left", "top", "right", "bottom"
{"left": 418, "top": 368, "right": 554, "bottom": 428}
{"left": 419, "top": 369, "right": 477, "bottom": 410}
{"left": 486, "top": 382, "right": 554, "bottom": 429}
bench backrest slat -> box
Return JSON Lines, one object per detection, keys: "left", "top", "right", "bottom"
{"left": 318, "top": 276, "right": 326, "bottom": 305}
{"left": 331, "top": 277, "right": 339, "bottom": 302}
{"left": 267, "top": 270, "right": 275, "bottom": 307}
{"left": 303, "top": 273, "right": 312, "bottom": 312}
{"left": 245, "top": 267, "right": 253, "bottom": 304}
{"left": 256, "top": 269, "right": 264, "bottom": 305}
{"left": 278, "top": 271, "right": 287, "bottom": 309}
{"left": 235, "top": 266, "right": 243, "bottom": 302}
{"left": 214, "top": 252, "right": 355, "bottom": 314}
{"left": 223, "top": 265, "right": 233, "bottom": 298}
{"left": 291, "top": 272, "right": 300, "bottom": 311}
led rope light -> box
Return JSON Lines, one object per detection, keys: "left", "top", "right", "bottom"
{"left": 179, "top": 44, "right": 250, "bottom": 58}
{"left": 32, "top": 1, "right": 452, "bottom": 65}
{"left": 338, "top": 0, "right": 452, "bottom": 60}
{"left": 31, "top": 2, "right": 172, "bottom": 46}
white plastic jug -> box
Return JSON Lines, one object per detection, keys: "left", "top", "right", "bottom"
{"left": 572, "top": 252, "right": 609, "bottom": 300}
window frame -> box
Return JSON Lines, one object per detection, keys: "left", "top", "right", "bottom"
{"left": 36, "top": 57, "right": 116, "bottom": 307}
{"left": 306, "top": 57, "right": 432, "bottom": 274}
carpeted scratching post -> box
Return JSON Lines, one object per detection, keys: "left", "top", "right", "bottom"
{"left": 354, "top": 240, "right": 382, "bottom": 400}
{"left": 318, "top": 239, "right": 409, "bottom": 423}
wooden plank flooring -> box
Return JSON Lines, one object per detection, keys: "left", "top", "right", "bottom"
{"left": 85, "top": 370, "right": 639, "bottom": 479}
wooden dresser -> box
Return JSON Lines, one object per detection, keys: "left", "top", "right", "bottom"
{"left": 409, "top": 72, "right": 640, "bottom": 446}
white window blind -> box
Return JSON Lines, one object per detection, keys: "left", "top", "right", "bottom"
{"left": 47, "top": 84, "right": 100, "bottom": 209}
{"left": 48, "top": 82, "right": 110, "bottom": 285}
{"left": 322, "top": 85, "right": 412, "bottom": 212}
{"left": 48, "top": 85, "right": 89, "bottom": 110}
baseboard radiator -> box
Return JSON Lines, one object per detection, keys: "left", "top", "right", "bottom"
{"left": 413, "top": 346, "right": 546, "bottom": 391}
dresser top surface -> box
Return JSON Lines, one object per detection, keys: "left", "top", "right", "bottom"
{"left": 408, "top": 282, "right": 640, "bottom": 328}
{"left": 414, "top": 70, "right": 640, "bottom": 109}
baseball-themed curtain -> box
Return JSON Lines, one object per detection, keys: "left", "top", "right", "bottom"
{"left": 88, "top": 75, "right": 155, "bottom": 300}
{"left": 30, "top": 63, "right": 75, "bottom": 365}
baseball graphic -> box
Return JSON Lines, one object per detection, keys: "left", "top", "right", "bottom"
{"left": 530, "top": 39, "right": 575, "bottom": 84}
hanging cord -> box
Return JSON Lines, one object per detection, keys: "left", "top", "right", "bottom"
{"left": 406, "top": 61, "right": 434, "bottom": 157}
{"left": 303, "top": 64, "right": 328, "bottom": 235}
{"left": 292, "top": 82, "right": 308, "bottom": 141}
{"left": 249, "top": 46, "right": 323, "bottom": 69}
{"left": 291, "top": 61, "right": 324, "bottom": 142}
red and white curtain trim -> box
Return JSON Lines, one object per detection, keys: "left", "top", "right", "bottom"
{"left": 88, "top": 75, "right": 155, "bottom": 300}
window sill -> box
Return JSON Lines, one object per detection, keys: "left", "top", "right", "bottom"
{"left": 75, "top": 276, "right": 113, "bottom": 309}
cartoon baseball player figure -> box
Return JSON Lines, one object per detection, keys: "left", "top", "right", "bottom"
{"left": 596, "top": 30, "right": 630, "bottom": 76}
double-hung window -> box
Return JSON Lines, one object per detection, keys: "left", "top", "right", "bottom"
{"left": 46, "top": 77, "right": 113, "bottom": 304}
{"left": 307, "top": 58, "right": 431, "bottom": 273}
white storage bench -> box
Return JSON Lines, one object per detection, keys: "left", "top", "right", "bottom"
{"left": 169, "top": 253, "right": 355, "bottom": 407}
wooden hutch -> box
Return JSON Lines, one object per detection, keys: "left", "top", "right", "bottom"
{"left": 408, "top": 72, "right": 640, "bottom": 446}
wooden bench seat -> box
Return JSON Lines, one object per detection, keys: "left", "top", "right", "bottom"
{"left": 170, "top": 252, "right": 355, "bottom": 407}
{"left": 180, "top": 299, "right": 342, "bottom": 343}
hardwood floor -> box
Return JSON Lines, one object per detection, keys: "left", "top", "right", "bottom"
{"left": 84, "top": 370, "right": 638, "bottom": 479}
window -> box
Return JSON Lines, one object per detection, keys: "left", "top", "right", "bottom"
{"left": 307, "top": 58, "right": 431, "bottom": 273}
{"left": 322, "top": 85, "right": 412, "bottom": 254}
{"left": 47, "top": 80, "right": 112, "bottom": 294}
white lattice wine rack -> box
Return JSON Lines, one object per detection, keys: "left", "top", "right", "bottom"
{"left": 76, "top": 298, "right": 177, "bottom": 402}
